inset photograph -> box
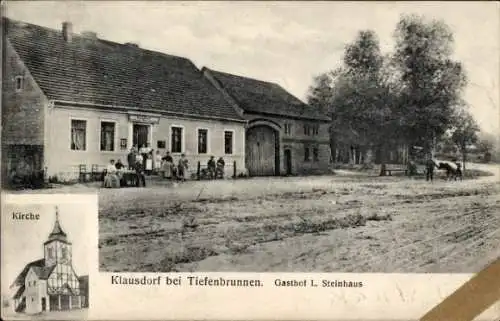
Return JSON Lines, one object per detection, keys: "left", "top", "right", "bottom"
{"left": 1, "top": 203, "right": 90, "bottom": 320}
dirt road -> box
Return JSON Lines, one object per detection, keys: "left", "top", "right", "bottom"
{"left": 98, "top": 164, "right": 500, "bottom": 273}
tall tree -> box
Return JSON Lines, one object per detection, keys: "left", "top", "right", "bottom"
{"left": 393, "top": 14, "right": 468, "bottom": 157}
{"left": 307, "top": 30, "right": 401, "bottom": 169}
{"left": 450, "top": 106, "right": 479, "bottom": 174}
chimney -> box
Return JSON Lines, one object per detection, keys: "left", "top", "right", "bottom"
{"left": 62, "top": 21, "right": 73, "bottom": 42}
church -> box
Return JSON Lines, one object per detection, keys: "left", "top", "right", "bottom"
{"left": 10, "top": 207, "right": 89, "bottom": 314}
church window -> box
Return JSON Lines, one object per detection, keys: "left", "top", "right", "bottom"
{"left": 61, "top": 246, "right": 67, "bottom": 259}
{"left": 47, "top": 248, "right": 54, "bottom": 259}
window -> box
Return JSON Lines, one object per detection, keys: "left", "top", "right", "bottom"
{"left": 15, "top": 75, "right": 23, "bottom": 92}
{"left": 33, "top": 281, "right": 36, "bottom": 286}
{"left": 171, "top": 126, "right": 183, "bottom": 153}
{"left": 100, "top": 121, "right": 115, "bottom": 151}
{"left": 313, "top": 125, "right": 319, "bottom": 135}
{"left": 71, "top": 119, "right": 87, "bottom": 151}
{"left": 47, "top": 248, "right": 54, "bottom": 259}
{"left": 303, "top": 124, "right": 312, "bottom": 136}
{"left": 197, "top": 129, "right": 208, "bottom": 154}
{"left": 304, "top": 145, "right": 310, "bottom": 162}
{"left": 284, "top": 123, "right": 293, "bottom": 135}
{"left": 61, "top": 246, "right": 67, "bottom": 259}
{"left": 313, "top": 147, "right": 319, "bottom": 162}
{"left": 224, "top": 131, "right": 233, "bottom": 155}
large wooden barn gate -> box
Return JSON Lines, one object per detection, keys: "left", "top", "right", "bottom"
{"left": 245, "top": 125, "right": 280, "bottom": 176}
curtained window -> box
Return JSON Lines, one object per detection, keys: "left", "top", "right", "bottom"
{"left": 71, "top": 120, "right": 87, "bottom": 151}
{"left": 224, "top": 131, "right": 233, "bottom": 155}
{"left": 171, "top": 127, "right": 183, "bottom": 153}
{"left": 100, "top": 121, "right": 115, "bottom": 151}
{"left": 304, "top": 145, "right": 310, "bottom": 162}
{"left": 198, "top": 129, "right": 208, "bottom": 154}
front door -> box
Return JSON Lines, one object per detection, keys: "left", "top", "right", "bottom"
{"left": 284, "top": 149, "right": 292, "bottom": 175}
{"left": 41, "top": 298, "right": 46, "bottom": 311}
{"left": 133, "top": 124, "right": 149, "bottom": 149}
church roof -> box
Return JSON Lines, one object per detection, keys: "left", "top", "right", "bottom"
{"left": 45, "top": 206, "right": 69, "bottom": 244}
{"left": 31, "top": 265, "right": 55, "bottom": 280}
{"left": 13, "top": 285, "right": 25, "bottom": 299}
{"left": 10, "top": 259, "right": 44, "bottom": 288}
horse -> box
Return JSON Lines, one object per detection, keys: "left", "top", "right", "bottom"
{"left": 436, "top": 161, "right": 462, "bottom": 181}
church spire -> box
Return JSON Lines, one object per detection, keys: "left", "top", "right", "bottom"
{"left": 47, "top": 206, "right": 67, "bottom": 243}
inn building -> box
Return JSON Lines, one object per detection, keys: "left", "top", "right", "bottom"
{"left": 2, "top": 18, "right": 331, "bottom": 182}
{"left": 10, "top": 207, "right": 89, "bottom": 314}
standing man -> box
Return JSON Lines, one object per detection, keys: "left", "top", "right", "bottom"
{"left": 127, "top": 147, "right": 136, "bottom": 170}
{"left": 177, "top": 153, "right": 189, "bottom": 182}
{"left": 425, "top": 156, "right": 437, "bottom": 182}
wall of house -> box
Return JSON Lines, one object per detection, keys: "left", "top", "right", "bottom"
{"left": 45, "top": 106, "right": 246, "bottom": 180}
{"left": 245, "top": 113, "right": 331, "bottom": 175}
{"left": 24, "top": 269, "right": 41, "bottom": 314}
{"left": 2, "top": 41, "right": 49, "bottom": 184}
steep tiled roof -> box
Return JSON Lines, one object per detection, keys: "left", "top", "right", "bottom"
{"left": 204, "top": 68, "right": 331, "bottom": 121}
{"left": 46, "top": 207, "right": 69, "bottom": 243}
{"left": 31, "top": 265, "right": 55, "bottom": 280}
{"left": 11, "top": 259, "right": 44, "bottom": 288}
{"left": 3, "top": 18, "right": 245, "bottom": 122}
{"left": 13, "top": 285, "right": 25, "bottom": 299}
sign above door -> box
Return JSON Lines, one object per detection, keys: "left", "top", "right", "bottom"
{"left": 128, "top": 114, "right": 160, "bottom": 124}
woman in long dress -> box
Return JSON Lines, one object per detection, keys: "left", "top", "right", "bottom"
{"left": 145, "top": 152, "right": 153, "bottom": 175}
{"left": 161, "top": 152, "right": 174, "bottom": 179}
{"left": 104, "top": 160, "right": 120, "bottom": 188}
{"left": 154, "top": 150, "right": 162, "bottom": 175}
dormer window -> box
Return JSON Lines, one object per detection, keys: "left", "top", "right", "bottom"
{"left": 15, "top": 75, "right": 24, "bottom": 92}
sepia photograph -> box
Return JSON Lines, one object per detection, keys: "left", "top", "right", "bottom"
{"left": 1, "top": 1, "right": 499, "bottom": 275}
{"left": 1, "top": 201, "right": 91, "bottom": 320}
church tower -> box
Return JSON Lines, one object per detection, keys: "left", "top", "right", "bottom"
{"left": 44, "top": 206, "right": 80, "bottom": 301}
{"left": 43, "top": 206, "right": 72, "bottom": 267}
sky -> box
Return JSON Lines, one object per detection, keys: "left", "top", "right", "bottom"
{"left": 4, "top": 1, "right": 499, "bottom": 134}
{"left": 1, "top": 201, "right": 92, "bottom": 295}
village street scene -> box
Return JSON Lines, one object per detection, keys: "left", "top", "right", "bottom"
{"left": 2, "top": 2, "right": 499, "bottom": 273}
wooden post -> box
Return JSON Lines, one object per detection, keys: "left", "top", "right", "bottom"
{"left": 233, "top": 161, "right": 237, "bottom": 178}
{"left": 197, "top": 161, "right": 201, "bottom": 180}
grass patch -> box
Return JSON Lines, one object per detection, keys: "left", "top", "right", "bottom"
{"left": 153, "top": 246, "right": 219, "bottom": 272}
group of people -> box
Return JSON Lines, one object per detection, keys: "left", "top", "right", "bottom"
{"left": 103, "top": 144, "right": 228, "bottom": 188}
{"left": 205, "top": 156, "right": 226, "bottom": 179}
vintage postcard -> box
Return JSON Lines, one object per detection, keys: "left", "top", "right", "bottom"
{"left": 1, "top": 194, "right": 97, "bottom": 320}
{"left": 1, "top": 1, "right": 499, "bottom": 320}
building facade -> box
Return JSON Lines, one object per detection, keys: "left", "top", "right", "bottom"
{"left": 10, "top": 207, "right": 88, "bottom": 314}
{"left": 2, "top": 18, "right": 246, "bottom": 183}
{"left": 203, "top": 68, "right": 331, "bottom": 176}
{"left": 2, "top": 18, "right": 331, "bottom": 183}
